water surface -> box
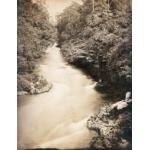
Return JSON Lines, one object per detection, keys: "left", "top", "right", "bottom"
{"left": 18, "top": 47, "right": 102, "bottom": 150}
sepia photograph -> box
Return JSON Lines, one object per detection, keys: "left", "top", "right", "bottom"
{"left": 17, "top": 0, "right": 132, "bottom": 150}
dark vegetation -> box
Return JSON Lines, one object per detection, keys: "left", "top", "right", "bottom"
{"left": 57, "top": 0, "right": 132, "bottom": 100}
{"left": 17, "top": 0, "right": 57, "bottom": 94}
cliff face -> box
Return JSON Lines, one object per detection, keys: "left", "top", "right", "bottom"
{"left": 17, "top": 0, "right": 57, "bottom": 94}
{"left": 57, "top": 0, "right": 132, "bottom": 98}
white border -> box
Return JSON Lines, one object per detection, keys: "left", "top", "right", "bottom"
{"left": 133, "top": 0, "right": 150, "bottom": 149}
{"left": 0, "top": 0, "right": 17, "bottom": 149}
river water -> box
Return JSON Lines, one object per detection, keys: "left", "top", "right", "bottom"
{"left": 18, "top": 47, "right": 103, "bottom": 149}
{"left": 18, "top": 1, "right": 103, "bottom": 149}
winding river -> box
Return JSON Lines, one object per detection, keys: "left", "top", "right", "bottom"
{"left": 18, "top": 1, "right": 103, "bottom": 149}
{"left": 18, "top": 46, "right": 103, "bottom": 149}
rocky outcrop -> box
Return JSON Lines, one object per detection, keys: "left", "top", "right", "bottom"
{"left": 87, "top": 92, "right": 132, "bottom": 150}
{"left": 17, "top": 83, "right": 52, "bottom": 96}
{"left": 17, "top": 74, "right": 52, "bottom": 95}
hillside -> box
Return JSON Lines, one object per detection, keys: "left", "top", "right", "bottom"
{"left": 57, "top": 0, "right": 132, "bottom": 99}
{"left": 17, "top": 0, "right": 57, "bottom": 94}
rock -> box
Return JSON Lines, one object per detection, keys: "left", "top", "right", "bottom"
{"left": 17, "top": 82, "right": 53, "bottom": 96}
{"left": 125, "top": 91, "right": 131, "bottom": 100}
{"left": 111, "top": 100, "right": 128, "bottom": 110}
{"left": 17, "top": 91, "right": 28, "bottom": 96}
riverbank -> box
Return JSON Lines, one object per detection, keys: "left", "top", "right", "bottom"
{"left": 17, "top": 0, "right": 57, "bottom": 96}
{"left": 18, "top": 47, "right": 103, "bottom": 150}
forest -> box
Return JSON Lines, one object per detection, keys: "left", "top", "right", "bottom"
{"left": 18, "top": 0, "right": 132, "bottom": 149}
{"left": 17, "top": 0, "right": 57, "bottom": 94}
{"left": 57, "top": 0, "right": 132, "bottom": 99}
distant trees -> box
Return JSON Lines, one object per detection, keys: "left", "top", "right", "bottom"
{"left": 57, "top": 2, "right": 83, "bottom": 44}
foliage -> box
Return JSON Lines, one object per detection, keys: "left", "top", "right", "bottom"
{"left": 17, "top": 0, "right": 57, "bottom": 93}
{"left": 57, "top": 0, "right": 132, "bottom": 95}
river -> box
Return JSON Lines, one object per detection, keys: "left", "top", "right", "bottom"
{"left": 18, "top": 46, "right": 103, "bottom": 149}
{"left": 18, "top": 1, "right": 103, "bottom": 149}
